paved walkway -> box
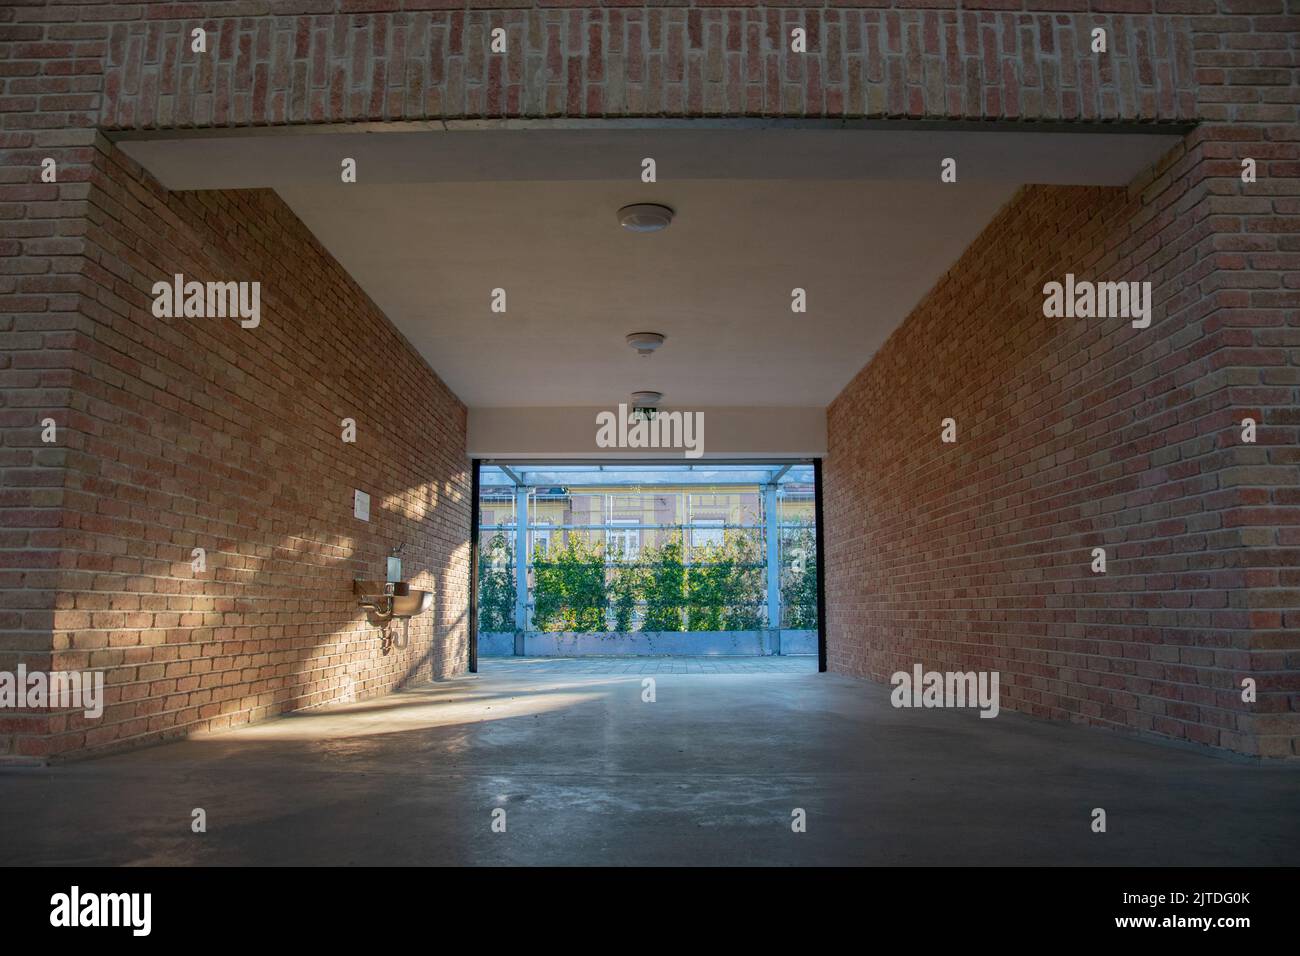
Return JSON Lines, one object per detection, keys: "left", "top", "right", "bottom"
{"left": 2, "top": 659, "right": 1296, "bottom": 866}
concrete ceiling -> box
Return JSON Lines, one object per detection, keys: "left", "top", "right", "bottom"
{"left": 280, "top": 177, "right": 1014, "bottom": 406}
{"left": 120, "top": 125, "right": 1182, "bottom": 409}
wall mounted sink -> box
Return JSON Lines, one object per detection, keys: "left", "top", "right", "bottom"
{"left": 354, "top": 580, "right": 432, "bottom": 625}
{"left": 389, "top": 589, "right": 432, "bottom": 617}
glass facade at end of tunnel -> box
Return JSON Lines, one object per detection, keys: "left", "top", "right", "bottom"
{"left": 475, "top": 463, "right": 818, "bottom": 657}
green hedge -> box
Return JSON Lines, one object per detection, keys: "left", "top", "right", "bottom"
{"left": 780, "top": 525, "right": 818, "bottom": 629}
{"left": 477, "top": 527, "right": 817, "bottom": 633}
{"left": 477, "top": 532, "right": 515, "bottom": 632}
{"left": 532, "top": 533, "right": 606, "bottom": 632}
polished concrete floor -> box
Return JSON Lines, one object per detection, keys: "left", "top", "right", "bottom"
{"left": 2, "top": 657, "right": 1296, "bottom": 866}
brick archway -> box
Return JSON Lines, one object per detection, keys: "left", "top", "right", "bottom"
{"left": 1, "top": 1, "right": 1295, "bottom": 759}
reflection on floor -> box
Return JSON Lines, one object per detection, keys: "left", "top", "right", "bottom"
{"left": 2, "top": 657, "right": 1296, "bottom": 866}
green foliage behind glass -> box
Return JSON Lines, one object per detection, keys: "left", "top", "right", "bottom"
{"left": 780, "top": 525, "right": 818, "bottom": 629}
{"left": 477, "top": 532, "right": 515, "bottom": 631}
{"left": 609, "top": 562, "right": 643, "bottom": 632}
{"left": 531, "top": 533, "right": 607, "bottom": 632}
{"left": 505, "top": 523, "right": 818, "bottom": 634}
{"left": 686, "top": 530, "right": 764, "bottom": 631}
{"left": 640, "top": 535, "right": 686, "bottom": 631}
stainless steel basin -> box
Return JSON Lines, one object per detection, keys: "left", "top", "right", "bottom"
{"left": 389, "top": 589, "right": 432, "bottom": 617}
{"left": 354, "top": 580, "right": 432, "bottom": 624}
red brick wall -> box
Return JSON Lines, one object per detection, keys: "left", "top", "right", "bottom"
{"left": 0, "top": 84, "right": 94, "bottom": 758}
{"left": 825, "top": 132, "right": 1298, "bottom": 757}
{"left": 0, "top": 226, "right": 69, "bottom": 758}
{"left": 1, "top": 134, "right": 471, "bottom": 759}
{"left": 821, "top": 5, "right": 1297, "bottom": 759}
{"left": 86, "top": 8, "right": 1195, "bottom": 127}
{"left": 2, "top": 0, "right": 1296, "bottom": 759}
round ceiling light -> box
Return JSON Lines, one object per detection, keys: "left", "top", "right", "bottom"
{"left": 618, "top": 203, "right": 675, "bottom": 233}
{"left": 626, "top": 332, "right": 666, "bottom": 356}
{"left": 630, "top": 390, "right": 663, "bottom": 407}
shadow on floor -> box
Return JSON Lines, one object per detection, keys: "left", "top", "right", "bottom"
{"left": 1, "top": 658, "right": 1296, "bottom": 866}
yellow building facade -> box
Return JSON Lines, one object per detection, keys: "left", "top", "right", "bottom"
{"left": 479, "top": 483, "right": 815, "bottom": 561}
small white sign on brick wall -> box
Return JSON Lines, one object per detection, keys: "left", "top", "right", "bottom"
{"left": 354, "top": 489, "right": 370, "bottom": 522}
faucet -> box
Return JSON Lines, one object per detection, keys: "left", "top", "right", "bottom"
{"left": 354, "top": 544, "right": 430, "bottom": 655}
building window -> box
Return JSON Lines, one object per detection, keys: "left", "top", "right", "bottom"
{"left": 608, "top": 519, "right": 641, "bottom": 560}
{"left": 531, "top": 521, "right": 552, "bottom": 556}
{"left": 691, "top": 518, "right": 724, "bottom": 551}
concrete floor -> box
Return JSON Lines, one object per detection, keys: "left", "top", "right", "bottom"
{"left": 2, "top": 657, "right": 1296, "bottom": 866}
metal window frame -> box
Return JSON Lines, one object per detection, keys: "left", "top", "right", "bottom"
{"left": 469, "top": 459, "right": 481, "bottom": 674}
{"left": 472, "top": 458, "right": 822, "bottom": 648}
{"left": 606, "top": 517, "right": 642, "bottom": 562}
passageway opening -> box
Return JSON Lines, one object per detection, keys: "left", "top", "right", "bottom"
{"left": 470, "top": 460, "right": 824, "bottom": 669}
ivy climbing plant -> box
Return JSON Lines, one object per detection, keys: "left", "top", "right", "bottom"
{"left": 477, "top": 532, "right": 515, "bottom": 632}
{"left": 609, "top": 561, "right": 643, "bottom": 632}
{"left": 641, "top": 535, "right": 686, "bottom": 631}
{"left": 531, "top": 533, "right": 607, "bottom": 632}
{"left": 780, "top": 525, "right": 818, "bottom": 629}
{"left": 686, "top": 530, "right": 765, "bottom": 631}
{"left": 512, "top": 524, "right": 817, "bottom": 635}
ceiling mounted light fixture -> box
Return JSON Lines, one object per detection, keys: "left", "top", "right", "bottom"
{"left": 626, "top": 332, "right": 667, "bottom": 356}
{"left": 630, "top": 390, "right": 663, "bottom": 407}
{"left": 618, "top": 203, "right": 675, "bottom": 233}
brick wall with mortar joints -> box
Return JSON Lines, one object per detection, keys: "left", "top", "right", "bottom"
{"left": 3, "top": 133, "right": 471, "bottom": 758}
{"left": 73, "top": 9, "right": 1196, "bottom": 127}
{"left": 0, "top": 93, "right": 97, "bottom": 759}
{"left": 0, "top": 0, "right": 1296, "bottom": 758}
{"left": 826, "top": 121, "right": 1298, "bottom": 756}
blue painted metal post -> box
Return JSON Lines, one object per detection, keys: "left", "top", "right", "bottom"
{"left": 764, "top": 482, "right": 781, "bottom": 653}
{"left": 514, "top": 485, "right": 528, "bottom": 652}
